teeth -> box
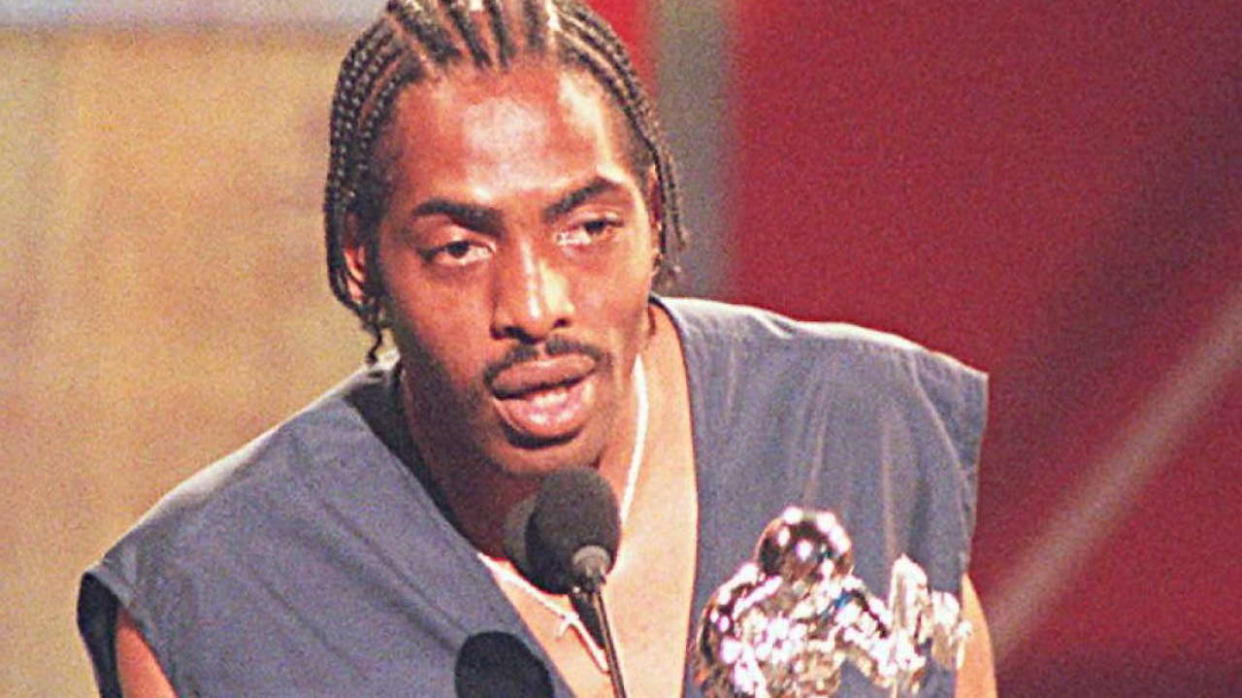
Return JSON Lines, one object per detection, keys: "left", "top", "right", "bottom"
{"left": 530, "top": 386, "right": 568, "bottom": 408}
{"left": 499, "top": 381, "right": 582, "bottom": 434}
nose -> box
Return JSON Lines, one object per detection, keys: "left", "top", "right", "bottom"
{"left": 490, "top": 241, "right": 574, "bottom": 342}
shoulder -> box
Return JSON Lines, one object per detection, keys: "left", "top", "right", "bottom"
{"left": 659, "top": 296, "right": 987, "bottom": 502}
{"left": 78, "top": 359, "right": 462, "bottom": 692}
{"left": 137, "top": 363, "right": 389, "bottom": 547}
{"left": 78, "top": 361, "right": 403, "bottom": 694}
{"left": 666, "top": 298, "right": 989, "bottom": 607}
{"left": 86, "top": 360, "right": 403, "bottom": 601}
{"left": 659, "top": 297, "right": 986, "bottom": 415}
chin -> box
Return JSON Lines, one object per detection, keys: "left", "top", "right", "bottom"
{"left": 489, "top": 430, "right": 606, "bottom": 479}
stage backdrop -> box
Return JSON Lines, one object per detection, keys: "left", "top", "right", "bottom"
{"left": 1, "top": 2, "right": 1238, "bottom": 697}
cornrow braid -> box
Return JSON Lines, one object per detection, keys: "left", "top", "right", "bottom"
{"left": 443, "top": 0, "right": 492, "bottom": 67}
{"left": 522, "top": 0, "right": 548, "bottom": 52}
{"left": 388, "top": 0, "right": 463, "bottom": 66}
{"left": 347, "top": 62, "right": 426, "bottom": 362}
{"left": 324, "top": 0, "right": 686, "bottom": 363}
{"left": 483, "top": 0, "right": 515, "bottom": 67}
{"left": 325, "top": 19, "right": 410, "bottom": 360}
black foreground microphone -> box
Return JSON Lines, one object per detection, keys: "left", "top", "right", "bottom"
{"left": 454, "top": 631, "right": 553, "bottom": 698}
{"left": 502, "top": 468, "right": 628, "bottom": 698}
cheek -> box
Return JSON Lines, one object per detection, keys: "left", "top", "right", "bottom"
{"left": 402, "top": 298, "right": 488, "bottom": 364}
{"left": 381, "top": 266, "right": 491, "bottom": 386}
{"left": 575, "top": 251, "right": 653, "bottom": 342}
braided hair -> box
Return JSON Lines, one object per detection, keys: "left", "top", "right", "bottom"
{"left": 324, "top": 0, "right": 685, "bottom": 363}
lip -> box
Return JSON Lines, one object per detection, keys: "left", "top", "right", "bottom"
{"left": 489, "top": 355, "right": 599, "bottom": 442}
{"left": 488, "top": 355, "right": 597, "bottom": 398}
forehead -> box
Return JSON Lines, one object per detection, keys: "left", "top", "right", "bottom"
{"left": 382, "top": 62, "right": 636, "bottom": 201}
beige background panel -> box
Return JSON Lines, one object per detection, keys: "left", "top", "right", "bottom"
{"left": 2, "top": 29, "right": 366, "bottom": 696}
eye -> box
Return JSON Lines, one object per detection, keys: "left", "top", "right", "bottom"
{"left": 555, "top": 217, "right": 621, "bottom": 247}
{"left": 423, "top": 239, "right": 494, "bottom": 267}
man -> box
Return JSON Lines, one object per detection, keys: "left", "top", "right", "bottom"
{"left": 78, "top": 1, "right": 996, "bottom": 696}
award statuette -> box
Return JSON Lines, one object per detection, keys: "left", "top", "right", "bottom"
{"left": 693, "top": 507, "right": 971, "bottom": 697}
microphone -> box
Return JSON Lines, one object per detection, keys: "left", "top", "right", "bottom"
{"left": 454, "top": 631, "right": 553, "bottom": 698}
{"left": 503, "top": 468, "right": 621, "bottom": 594}
{"left": 502, "top": 468, "right": 628, "bottom": 698}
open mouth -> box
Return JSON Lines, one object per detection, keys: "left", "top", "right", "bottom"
{"left": 488, "top": 356, "right": 598, "bottom": 443}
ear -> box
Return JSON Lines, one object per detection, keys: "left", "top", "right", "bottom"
{"left": 642, "top": 165, "right": 663, "bottom": 264}
{"left": 341, "top": 213, "right": 372, "bottom": 305}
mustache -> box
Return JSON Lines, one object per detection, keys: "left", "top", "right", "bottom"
{"left": 482, "top": 336, "right": 609, "bottom": 389}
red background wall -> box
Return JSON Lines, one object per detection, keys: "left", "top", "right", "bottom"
{"left": 724, "top": 2, "right": 1241, "bottom": 696}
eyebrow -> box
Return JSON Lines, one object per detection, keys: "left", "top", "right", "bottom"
{"left": 410, "top": 198, "right": 502, "bottom": 233}
{"left": 407, "top": 176, "right": 627, "bottom": 232}
{"left": 541, "top": 177, "right": 626, "bottom": 224}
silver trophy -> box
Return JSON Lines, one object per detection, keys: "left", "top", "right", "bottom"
{"left": 693, "top": 507, "right": 970, "bottom": 697}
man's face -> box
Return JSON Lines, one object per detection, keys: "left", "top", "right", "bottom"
{"left": 354, "top": 62, "right": 657, "bottom": 478}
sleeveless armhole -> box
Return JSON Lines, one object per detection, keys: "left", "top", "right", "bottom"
{"left": 78, "top": 566, "right": 133, "bottom": 698}
{"left": 909, "top": 348, "right": 988, "bottom": 576}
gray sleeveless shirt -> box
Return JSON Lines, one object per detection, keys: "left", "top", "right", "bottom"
{"left": 78, "top": 297, "right": 986, "bottom": 697}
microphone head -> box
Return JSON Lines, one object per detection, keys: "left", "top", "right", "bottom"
{"left": 502, "top": 494, "right": 539, "bottom": 583}
{"left": 454, "top": 631, "right": 553, "bottom": 697}
{"left": 502, "top": 468, "right": 620, "bottom": 594}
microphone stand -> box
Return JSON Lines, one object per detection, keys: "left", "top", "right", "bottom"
{"left": 571, "top": 581, "right": 628, "bottom": 698}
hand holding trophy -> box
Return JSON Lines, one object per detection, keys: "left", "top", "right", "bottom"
{"left": 693, "top": 507, "right": 971, "bottom": 697}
